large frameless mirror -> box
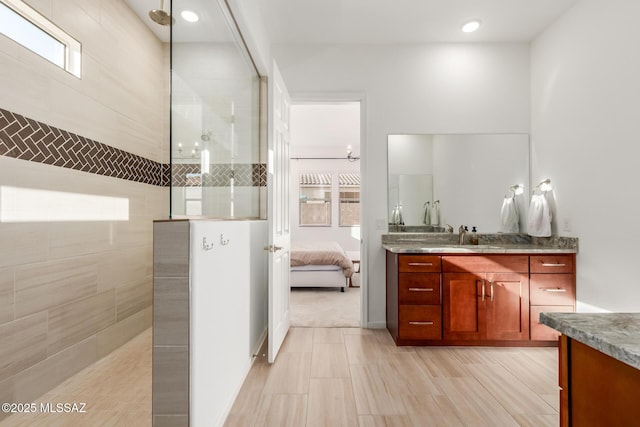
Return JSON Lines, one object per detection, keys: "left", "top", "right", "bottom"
{"left": 387, "top": 134, "right": 530, "bottom": 233}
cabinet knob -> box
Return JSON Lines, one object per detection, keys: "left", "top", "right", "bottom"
{"left": 409, "top": 321, "right": 434, "bottom": 326}
{"left": 408, "top": 262, "right": 433, "bottom": 266}
{"left": 408, "top": 287, "right": 434, "bottom": 292}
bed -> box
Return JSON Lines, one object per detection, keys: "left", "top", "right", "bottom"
{"left": 290, "top": 241, "right": 354, "bottom": 292}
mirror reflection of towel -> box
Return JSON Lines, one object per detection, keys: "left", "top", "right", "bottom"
{"left": 500, "top": 197, "right": 519, "bottom": 233}
{"left": 430, "top": 203, "right": 439, "bottom": 225}
{"left": 527, "top": 194, "right": 552, "bottom": 237}
{"left": 423, "top": 203, "right": 430, "bottom": 224}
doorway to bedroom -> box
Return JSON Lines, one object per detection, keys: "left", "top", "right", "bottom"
{"left": 289, "top": 101, "right": 362, "bottom": 327}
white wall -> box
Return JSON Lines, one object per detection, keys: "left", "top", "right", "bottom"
{"left": 531, "top": 0, "right": 640, "bottom": 312}
{"left": 190, "top": 220, "right": 267, "bottom": 427}
{"left": 273, "top": 43, "right": 530, "bottom": 326}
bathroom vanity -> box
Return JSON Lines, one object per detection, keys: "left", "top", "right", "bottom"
{"left": 540, "top": 313, "right": 640, "bottom": 426}
{"left": 383, "top": 234, "right": 577, "bottom": 346}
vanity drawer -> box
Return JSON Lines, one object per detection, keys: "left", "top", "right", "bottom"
{"left": 442, "top": 255, "right": 528, "bottom": 273}
{"left": 530, "top": 274, "right": 575, "bottom": 305}
{"left": 398, "top": 255, "right": 441, "bottom": 273}
{"left": 530, "top": 254, "right": 574, "bottom": 274}
{"left": 399, "top": 274, "right": 441, "bottom": 305}
{"left": 399, "top": 305, "right": 442, "bottom": 340}
{"left": 530, "top": 305, "right": 574, "bottom": 341}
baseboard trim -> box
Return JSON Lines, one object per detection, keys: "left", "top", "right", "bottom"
{"left": 365, "top": 321, "right": 387, "bottom": 329}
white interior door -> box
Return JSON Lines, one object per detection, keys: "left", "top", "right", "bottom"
{"left": 267, "top": 60, "right": 291, "bottom": 363}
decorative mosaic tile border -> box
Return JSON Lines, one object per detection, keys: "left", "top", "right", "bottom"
{"left": 0, "top": 108, "right": 167, "bottom": 186}
{"left": 0, "top": 108, "right": 267, "bottom": 187}
{"left": 172, "top": 163, "right": 267, "bottom": 187}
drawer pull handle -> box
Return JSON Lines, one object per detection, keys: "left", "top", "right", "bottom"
{"left": 408, "top": 262, "right": 433, "bottom": 266}
{"left": 541, "top": 287, "right": 567, "bottom": 293}
{"left": 409, "top": 287, "right": 434, "bottom": 292}
{"left": 540, "top": 262, "right": 566, "bottom": 267}
{"left": 409, "top": 321, "right": 434, "bottom": 326}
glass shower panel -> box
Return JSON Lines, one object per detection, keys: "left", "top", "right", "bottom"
{"left": 170, "top": 0, "right": 262, "bottom": 218}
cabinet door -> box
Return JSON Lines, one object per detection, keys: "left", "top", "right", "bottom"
{"left": 485, "top": 273, "right": 529, "bottom": 340}
{"left": 443, "top": 273, "right": 485, "bottom": 340}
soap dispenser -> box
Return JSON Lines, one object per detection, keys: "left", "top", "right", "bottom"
{"left": 470, "top": 226, "right": 479, "bottom": 245}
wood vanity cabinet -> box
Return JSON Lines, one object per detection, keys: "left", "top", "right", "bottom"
{"left": 386, "top": 251, "right": 575, "bottom": 346}
{"left": 530, "top": 254, "right": 576, "bottom": 341}
{"left": 558, "top": 335, "right": 640, "bottom": 426}
{"left": 442, "top": 255, "right": 529, "bottom": 342}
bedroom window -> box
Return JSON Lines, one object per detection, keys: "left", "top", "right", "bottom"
{"left": 299, "top": 173, "right": 332, "bottom": 226}
{"left": 0, "top": 0, "right": 81, "bottom": 77}
{"left": 339, "top": 173, "right": 360, "bottom": 227}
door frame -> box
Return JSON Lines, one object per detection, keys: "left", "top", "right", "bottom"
{"left": 288, "top": 91, "right": 368, "bottom": 328}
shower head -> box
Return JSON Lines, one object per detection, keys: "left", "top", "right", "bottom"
{"left": 149, "top": 0, "right": 174, "bottom": 26}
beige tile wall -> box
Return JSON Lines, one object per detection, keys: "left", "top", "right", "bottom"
{"left": 0, "top": 0, "right": 168, "bottom": 420}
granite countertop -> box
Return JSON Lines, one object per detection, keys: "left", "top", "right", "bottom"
{"left": 381, "top": 233, "right": 578, "bottom": 254}
{"left": 383, "top": 243, "right": 577, "bottom": 254}
{"left": 540, "top": 312, "right": 640, "bottom": 371}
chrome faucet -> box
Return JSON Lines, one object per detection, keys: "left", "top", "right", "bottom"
{"left": 458, "top": 225, "right": 467, "bottom": 245}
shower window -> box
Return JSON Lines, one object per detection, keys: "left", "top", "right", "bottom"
{"left": 0, "top": 0, "right": 81, "bottom": 77}
{"left": 299, "top": 173, "right": 332, "bottom": 226}
{"left": 170, "top": 0, "right": 262, "bottom": 218}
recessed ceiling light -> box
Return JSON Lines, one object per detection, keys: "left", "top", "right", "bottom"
{"left": 181, "top": 10, "right": 199, "bottom": 23}
{"left": 461, "top": 20, "right": 481, "bottom": 33}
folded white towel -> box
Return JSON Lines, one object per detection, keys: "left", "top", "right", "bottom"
{"left": 527, "top": 194, "right": 552, "bottom": 237}
{"left": 500, "top": 197, "right": 519, "bottom": 233}
{"left": 430, "top": 203, "right": 439, "bottom": 225}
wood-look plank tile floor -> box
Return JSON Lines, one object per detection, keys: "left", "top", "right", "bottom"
{"left": 0, "top": 328, "right": 152, "bottom": 427}
{"left": 226, "top": 328, "right": 559, "bottom": 427}
{"left": 0, "top": 327, "right": 559, "bottom": 427}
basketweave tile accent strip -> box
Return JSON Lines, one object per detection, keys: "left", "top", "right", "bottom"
{"left": 0, "top": 108, "right": 267, "bottom": 188}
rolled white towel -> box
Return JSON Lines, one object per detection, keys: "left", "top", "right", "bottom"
{"left": 527, "top": 194, "right": 552, "bottom": 237}
{"left": 500, "top": 197, "right": 519, "bottom": 233}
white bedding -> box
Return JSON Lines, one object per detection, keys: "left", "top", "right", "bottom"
{"left": 290, "top": 241, "right": 354, "bottom": 277}
{"left": 291, "top": 264, "right": 341, "bottom": 271}
{"left": 290, "top": 241, "right": 351, "bottom": 290}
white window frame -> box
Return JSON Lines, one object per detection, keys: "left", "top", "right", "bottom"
{"left": 0, "top": 0, "right": 81, "bottom": 78}
{"left": 299, "top": 173, "right": 332, "bottom": 227}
